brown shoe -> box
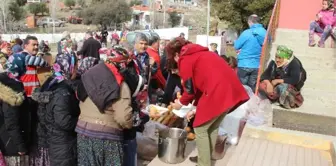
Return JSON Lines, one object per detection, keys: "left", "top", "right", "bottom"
{"left": 189, "top": 156, "right": 216, "bottom": 163}
{"left": 189, "top": 156, "right": 198, "bottom": 163}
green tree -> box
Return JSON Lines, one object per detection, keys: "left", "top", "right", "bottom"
{"left": 212, "top": 0, "right": 275, "bottom": 34}
{"left": 8, "top": 2, "right": 26, "bottom": 21}
{"left": 28, "top": 3, "right": 49, "bottom": 16}
{"left": 64, "top": 0, "right": 76, "bottom": 9}
{"left": 168, "top": 11, "right": 181, "bottom": 27}
{"left": 81, "top": 0, "right": 132, "bottom": 27}
{"left": 15, "top": 0, "right": 27, "bottom": 6}
{"left": 77, "top": 0, "right": 86, "bottom": 7}
{"left": 129, "top": 0, "right": 142, "bottom": 6}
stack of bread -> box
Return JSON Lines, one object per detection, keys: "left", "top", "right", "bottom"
{"left": 148, "top": 92, "right": 196, "bottom": 140}
{"left": 149, "top": 92, "right": 183, "bottom": 127}
{"left": 184, "top": 127, "right": 196, "bottom": 140}
{"left": 149, "top": 105, "right": 176, "bottom": 127}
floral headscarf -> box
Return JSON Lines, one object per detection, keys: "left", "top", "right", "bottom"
{"left": 276, "top": 45, "right": 293, "bottom": 59}
{"left": 48, "top": 53, "right": 75, "bottom": 88}
{"left": 105, "top": 45, "right": 130, "bottom": 65}
{"left": 77, "top": 57, "right": 98, "bottom": 75}
{"left": 60, "top": 38, "right": 73, "bottom": 54}
{"left": 276, "top": 45, "right": 294, "bottom": 68}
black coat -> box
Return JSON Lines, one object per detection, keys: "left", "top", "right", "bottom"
{"left": 77, "top": 37, "right": 101, "bottom": 60}
{"left": 261, "top": 56, "right": 307, "bottom": 91}
{"left": 33, "top": 78, "right": 80, "bottom": 166}
{"left": 119, "top": 61, "right": 149, "bottom": 140}
{"left": 0, "top": 73, "right": 30, "bottom": 156}
{"left": 163, "top": 73, "right": 183, "bottom": 105}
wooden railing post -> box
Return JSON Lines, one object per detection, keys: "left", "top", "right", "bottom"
{"left": 254, "top": 0, "right": 281, "bottom": 95}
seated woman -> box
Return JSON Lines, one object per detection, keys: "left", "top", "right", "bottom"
{"left": 258, "top": 45, "right": 306, "bottom": 109}
{"left": 309, "top": 0, "right": 335, "bottom": 47}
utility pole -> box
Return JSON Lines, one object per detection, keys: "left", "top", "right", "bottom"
{"left": 163, "top": 0, "right": 166, "bottom": 28}
{"left": 149, "top": 0, "right": 152, "bottom": 29}
{"left": 52, "top": 0, "right": 56, "bottom": 42}
{"left": 2, "top": 0, "right": 7, "bottom": 33}
{"left": 206, "top": 0, "right": 210, "bottom": 46}
{"left": 151, "top": 0, "right": 155, "bottom": 29}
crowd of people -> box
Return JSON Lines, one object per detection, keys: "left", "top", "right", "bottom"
{"left": 0, "top": 12, "right": 314, "bottom": 166}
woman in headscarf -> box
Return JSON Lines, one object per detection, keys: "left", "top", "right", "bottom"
{"left": 11, "top": 38, "right": 23, "bottom": 54}
{"left": 75, "top": 45, "right": 133, "bottom": 166}
{"left": 30, "top": 39, "right": 80, "bottom": 166}
{"left": 106, "top": 45, "right": 149, "bottom": 166}
{"left": 166, "top": 37, "right": 249, "bottom": 166}
{"left": 0, "top": 62, "right": 29, "bottom": 166}
{"left": 258, "top": 45, "right": 306, "bottom": 108}
{"left": 0, "top": 42, "right": 12, "bottom": 72}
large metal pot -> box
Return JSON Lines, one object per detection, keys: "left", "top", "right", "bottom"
{"left": 158, "top": 128, "right": 188, "bottom": 164}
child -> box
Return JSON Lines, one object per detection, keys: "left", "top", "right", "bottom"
{"left": 210, "top": 43, "right": 219, "bottom": 55}
{"left": 309, "top": 0, "right": 335, "bottom": 47}
{"left": 221, "top": 55, "right": 238, "bottom": 73}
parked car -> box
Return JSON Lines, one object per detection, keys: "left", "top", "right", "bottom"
{"left": 67, "top": 11, "right": 83, "bottom": 24}
{"left": 37, "top": 17, "right": 66, "bottom": 28}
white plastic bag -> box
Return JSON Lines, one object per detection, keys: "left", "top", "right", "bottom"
{"left": 172, "top": 104, "right": 196, "bottom": 118}
{"left": 142, "top": 120, "right": 169, "bottom": 140}
{"left": 136, "top": 132, "right": 158, "bottom": 161}
{"left": 245, "top": 95, "right": 272, "bottom": 126}
{"left": 137, "top": 121, "right": 169, "bottom": 161}
{"left": 218, "top": 85, "right": 252, "bottom": 145}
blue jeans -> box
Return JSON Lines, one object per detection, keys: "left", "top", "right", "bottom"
{"left": 309, "top": 21, "right": 332, "bottom": 43}
{"left": 237, "top": 67, "right": 258, "bottom": 92}
{"left": 123, "top": 139, "right": 137, "bottom": 166}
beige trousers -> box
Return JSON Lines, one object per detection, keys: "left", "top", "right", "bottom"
{"left": 194, "top": 112, "right": 227, "bottom": 166}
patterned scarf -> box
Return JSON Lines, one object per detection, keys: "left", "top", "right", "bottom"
{"left": 77, "top": 57, "right": 98, "bottom": 75}
{"left": 48, "top": 53, "right": 75, "bottom": 88}
{"left": 276, "top": 45, "right": 293, "bottom": 68}
{"left": 6, "top": 52, "right": 28, "bottom": 79}
{"left": 60, "top": 38, "right": 73, "bottom": 54}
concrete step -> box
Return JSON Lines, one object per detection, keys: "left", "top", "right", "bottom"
{"left": 275, "top": 28, "right": 335, "bottom": 48}
{"left": 302, "top": 81, "right": 336, "bottom": 93}
{"left": 301, "top": 91, "right": 336, "bottom": 104}
{"left": 295, "top": 98, "right": 336, "bottom": 112}
{"left": 272, "top": 106, "right": 336, "bottom": 136}
{"left": 271, "top": 43, "right": 336, "bottom": 58}
{"left": 297, "top": 56, "right": 336, "bottom": 70}
{"left": 275, "top": 38, "right": 335, "bottom": 48}
{"left": 274, "top": 39, "right": 335, "bottom": 48}
{"left": 226, "top": 135, "right": 333, "bottom": 166}
{"left": 269, "top": 28, "right": 336, "bottom": 138}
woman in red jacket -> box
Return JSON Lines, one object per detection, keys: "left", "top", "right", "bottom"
{"left": 166, "top": 37, "right": 249, "bottom": 166}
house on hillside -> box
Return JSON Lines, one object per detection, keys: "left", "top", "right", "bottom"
{"left": 130, "top": 5, "right": 152, "bottom": 29}
{"left": 27, "top": 0, "right": 41, "bottom": 2}
{"left": 27, "top": 0, "right": 49, "bottom": 3}
{"left": 130, "top": 4, "right": 185, "bottom": 29}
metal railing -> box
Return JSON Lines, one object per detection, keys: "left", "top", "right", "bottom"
{"left": 255, "top": 0, "right": 281, "bottom": 94}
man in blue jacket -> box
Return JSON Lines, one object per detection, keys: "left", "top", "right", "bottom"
{"left": 234, "top": 14, "right": 266, "bottom": 92}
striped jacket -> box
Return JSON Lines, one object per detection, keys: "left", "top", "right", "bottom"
{"left": 7, "top": 51, "right": 49, "bottom": 96}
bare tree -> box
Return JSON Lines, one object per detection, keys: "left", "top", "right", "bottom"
{"left": 0, "top": 0, "right": 8, "bottom": 32}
